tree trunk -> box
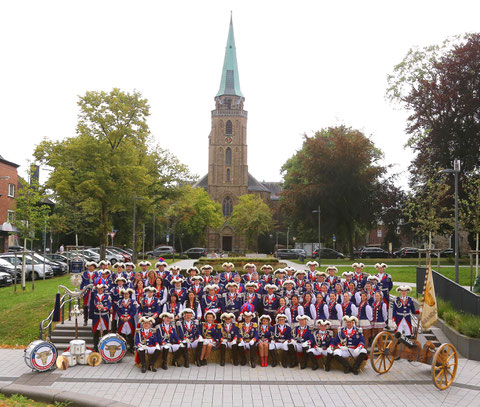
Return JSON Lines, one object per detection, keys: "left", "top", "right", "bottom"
{"left": 347, "top": 224, "right": 354, "bottom": 260}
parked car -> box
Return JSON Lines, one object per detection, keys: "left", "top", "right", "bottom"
{"left": 45, "top": 253, "right": 69, "bottom": 264}
{"left": 312, "top": 248, "right": 345, "bottom": 259}
{"left": 438, "top": 248, "right": 454, "bottom": 257}
{"left": 31, "top": 253, "right": 67, "bottom": 276}
{"left": 0, "top": 258, "right": 19, "bottom": 280}
{"left": 274, "top": 249, "right": 305, "bottom": 260}
{"left": 358, "top": 247, "right": 390, "bottom": 258}
{"left": 147, "top": 246, "right": 175, "bottom": 257}
{"left": 82, "top": 248, "right": 101, "bottom": 262}
{"left": 398, "top": 247, "right": 419, "bottom": 258}
{"left": 0, "top": 271, "right": 13, "bottom": 287}
{"left": 107, "top": 246, "right": 132, "bottom": 262}
{"left": 0, "top": 254, "right": 54, "bottom": 279}
{"left": 7, "top": 245, "right": 23, "bottom": 252}
{"left": 291, "top": 249, "right": 307, "bottom": 261}
{"left": 87, "top": 248, "right": 124, "bottom": 265}
{"left": 184, "top": 248, "right": 207, "bottom": 259}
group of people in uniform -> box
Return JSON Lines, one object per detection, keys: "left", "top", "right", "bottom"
{"left": 80, "top": 259, "right": 419, "bottom": 374}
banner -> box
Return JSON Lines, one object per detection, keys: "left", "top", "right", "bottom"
{"left": 421, "top": 261, "right": 438, "bottom": 330}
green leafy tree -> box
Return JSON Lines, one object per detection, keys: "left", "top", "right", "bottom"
{"left": 229, "top": 194, "right": 273, "bottom": 251}
{"left": 166, "top": 186, "right": 223, "bottom": 247}
{"left": 460, "top": 174, "right": 480, "bottom": 278}
{"left": 280, "top": 126, "right": 385, "bottom": 258}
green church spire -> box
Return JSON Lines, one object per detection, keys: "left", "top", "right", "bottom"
{"left": 216, "top": 15, "right": 243, "bottom": 98}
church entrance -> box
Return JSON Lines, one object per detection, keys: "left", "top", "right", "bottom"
{"left": 222, "top": 236, "right": 232, "bottom": 252}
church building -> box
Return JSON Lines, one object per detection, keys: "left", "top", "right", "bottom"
{"left": 194, "top": 17, "right": 280, "bottom": 252}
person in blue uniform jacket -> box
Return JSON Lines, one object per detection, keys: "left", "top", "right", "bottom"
{"left": 110, "top": 276, "right": 128, "bottom": 332}
{"left": 375, "top": 263, "right": 393, "bottom": 327}
{"left": 116, "top": 288, "right": 138, "bottom": 353}
{"left": 189, "top": 276, "right": 205, "bottom": 300}
{"left": 201, "top": 284, "right": 222, "bottom": 319}
{"left": 176, "top": 308, "right": 203, "bottom": 367}
{"left": 393, "top": 285, "right": 419, "bottom": 337}
{"left": 257, "top": 314, "right": 273, "bottom": 367}
{"left": 90, "top": 280, "right": 112, "bottom": 352}
{"left": 242, "top": 263, "right": 256, "bottom": 283}
{"left": 262, "top": 284, "right": 280, "bottom": 321}
{"left": 135, "top": 316, "right": 160, "bottom": 373}
{"left": 331, "top": 316, "right": 367, "bottom": 375}
{"left": 307, "top": 319, "right": 334, "bottom": 371}
{"left": 169, "top": 277, "right": 188, "bottom": 304}
{"left": 237, "top": 311, "right": 258, "bottom": 368}
{"left": 217, "top": 312, "right": 240, "bottom": 366}
{"left": 220, "top": 262, "right": 237, "bottom": 285}
{"left": 260, "top": 265, "right": 274, "bottom": 285}
{"left": 352, "top": 262, "right": 368, "bottom": 290}
{"left": 222, "top": 282, "right": 243, "bottom": 318}
{"left": 242, "top": 282, "right": 262, "bottom": 316}
{"left": 270, "top": 314, "right": 293, "bottom": 368}
{"left": 199, "top": 310, "right": 218, "bottom": 366}
{"left": 291, "top": 315, "right": 313, "bottom": 369}
{"left": 81, "top": 261, "right": 98, "bottom": 326}
{"left": 139, "top": 287, "right": 161, "bottom": 324}
{"left": 157, "top": 312, "right": 181, "bottom": 370}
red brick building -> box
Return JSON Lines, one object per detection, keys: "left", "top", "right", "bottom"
{"left": 0, "top": 155, "right": 19, "bottom": 252}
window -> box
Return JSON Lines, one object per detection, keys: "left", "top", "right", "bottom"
{"left": 222, "top": 196, "right": 233, "bottom": 217}
{"left": 226, "top": 168, "right": 231, "bottom": 182}
{"left": 226, "top": 147, "right": 232, "bottom": 165}
{"left": 226, "top": 120, "right": 232, "bottom": 135}
{"left": 8, "top": 183, "right": 14, "bottom": 198}
{"left": 7, "top": 210, "right": 14, "bottom": 223}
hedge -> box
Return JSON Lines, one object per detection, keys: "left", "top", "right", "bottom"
{"left": 194, "top": 257, "right": 285, "bottom": 271}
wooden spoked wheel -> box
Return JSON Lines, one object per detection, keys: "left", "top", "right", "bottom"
{"left": 431, "top": 343, "right": 458, "bottom": 390}
{"left": 370, "top": 331, "right": 395, "bottom": 374}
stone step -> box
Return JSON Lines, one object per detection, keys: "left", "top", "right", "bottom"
{"left": 50, "top": 335, "right": 93, "bottom": 344}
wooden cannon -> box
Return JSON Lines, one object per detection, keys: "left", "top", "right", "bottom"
{"left": 370, "top": 331, "right": 458, "bottom": 390}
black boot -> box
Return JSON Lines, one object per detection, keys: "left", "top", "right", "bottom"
{"left": 281, "top": 350, "right": 288, "bottom": 368}
{"left": 232, "top": 344, "right": 239, "bottom": 366}
{"left": 183, "top": 346, "right": 190, "bottom": 368}
{"left": 93, "top": 331, "right": 100, "bottom": 352}
{"left": 239, "top": 346, "right": 247, "bottom": 366}
{"left": 127, "top": 334, "right": 134, "bottom": 354}
{"left": 195, "top": 342, "right": 203, "bottom": 367}
{"left": 334, "top": 355, "right": 351, "bottom": 374}
{"left": 83, "top": 306, "right": 89, "bottom": 326}
{"left": 324, "top": 353, "right": 333, "bottom": 372}
{"left": 151, "top": 349, "right": 160, "bottom": 372}
{"left": 310, "top": 353, "right": 318, "bottom": 371}
{"left": 269, "top": 349, "right": 278, "bottom": 367}
{"left": 249, "top": 346, "right": 256, "bottom": 368}
{"left": 288, "top": 344, "right": 297, "bottom": 368}
{"left": 352, "top": 352, "right": 367, "bottom": 375}
{"left": 220, "top": 344, "right": 226, "bottom": 366}
{"left": 172, "top": 349, "right": 180, "bottom": 367}
{"left": 139, "top": 350, "right": 147, "bottom": 373}
{"left": 161, "top": 348, "right": 169, "bottom": 370}
{"left": 300, "top": 349, "right": 308, "bottom": 369}
{"left": 111, "top": 319, "right": 117, "bottom": 332}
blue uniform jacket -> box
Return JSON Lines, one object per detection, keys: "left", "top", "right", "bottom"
{"left": 271, "top": 324, "right": 292, "bottom": 342}
{"left": 237, "top": 322, "right": 258, "bottom": 342}
{"left": 176, "top": 320, "right": 202, "bottom": 342}
{"left": 333, "top": 327, "right": 365, "bottom": 349}
{"left": 157, "top": 323, "right": 180, "bottom": 344}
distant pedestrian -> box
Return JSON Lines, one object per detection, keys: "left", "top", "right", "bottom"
{"left": 59, "top": 244, "right": 65, "bottom": 254}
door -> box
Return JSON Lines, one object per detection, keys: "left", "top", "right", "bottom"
{"left": 222, "top": 236, "right": 232, "bottom": 252}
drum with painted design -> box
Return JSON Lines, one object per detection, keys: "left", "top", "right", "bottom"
{"left": 24, "top": 340, "right": 57, "bottom": 372}
{"left": 98, "top": 333, "right": 127, "bottom": 363}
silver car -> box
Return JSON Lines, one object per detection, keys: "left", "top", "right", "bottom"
{"left": 0, "top": 254, "right": 54, "bottom": 279}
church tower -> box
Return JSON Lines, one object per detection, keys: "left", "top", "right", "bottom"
{"left": 207, "top": 16, "right": 248, "bottom": 251}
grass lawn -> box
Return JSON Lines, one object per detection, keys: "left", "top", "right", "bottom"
{"left": 0, "top": 393, "right": 71, "bottom": 407}
{"left": 0, "top": 274, "right": 70, "bottom": 347}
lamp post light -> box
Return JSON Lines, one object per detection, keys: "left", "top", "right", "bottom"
{"left": 286, "top": 227, "right": 290, "bottom": 249}
{"left": 438, "top": 159, "right": 461, "bottom": 283}
{"left": 132, "top": 192, "right": 145, "bottom": 264}
{"left": 312, "top": 205, "right": 321, "bottom": 266}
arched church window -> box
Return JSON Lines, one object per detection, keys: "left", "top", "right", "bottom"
{"left": 226, "top": 147, "right": 232, "bottom": 165}
{"left": 226, "top": 120, "right": 232, "bottom": 135}
{"left": 223, "top": 196, "right": 233, "bottom": 217}
{"left": 226, "top": 168, "right": 231, "bottom": 182}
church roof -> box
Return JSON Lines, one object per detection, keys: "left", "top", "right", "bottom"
{"left": 193, "top": 174, "right": 208, "bottom": 190}
{"left": 216, "top": 15, "right": 243, "bottom": 98}
{"left": 247, "top": 173, "right": 270, "bottom": 192}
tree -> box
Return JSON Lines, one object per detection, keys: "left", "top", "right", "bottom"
{"left": 403, "top": 174, "right": 453, "bottom": 252}
{"left": 460, "top": 174, "right": 480, "bottom": 278}
{"left": 166, "top": 186, "right": 223, "bottom": 248}
{"left": 280, "top": 126, "right": 385, "bottom": 258}
{"left": 34, "top": 88, "right": 192, "bottom": 249}
{"left": 387, "top": 34, "right": 480, "bottom": 185}
{"left": 229, "top": 194, "right": 273, "bottom": 251}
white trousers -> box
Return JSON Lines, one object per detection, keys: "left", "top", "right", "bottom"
{"left": 220, "top": 340, "right": 236, "bottom": 349}
{"left": 182, "top": 339, "right": 200, "bottom": 349}
{"left": 161, "top": 343, "right": 181, "bottom": 352}
{"left": 333, "top": 347, "right": 367, "bottom": 358}
{"left": 307, "top": 347, "right": 331, "bottom": 356}
{"left": 138, "top": 346, "right": 157, "bottom": 355}
{"left": 396, "top": 319, "right": 413, "bottom": 336}
{"left": 269, "top": 341, "right": 291, "bottom": 351}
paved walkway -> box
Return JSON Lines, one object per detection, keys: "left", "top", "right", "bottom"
{"left": 3, "top": 348, "right": 480, "bottom": 407}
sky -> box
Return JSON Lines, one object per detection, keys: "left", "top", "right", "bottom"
{"left": 1, "top": 0, "right": 479, "bottom": 188}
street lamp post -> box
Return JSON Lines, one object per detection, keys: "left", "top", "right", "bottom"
{"left": 132, "top": 192, "right": 145, "bottom": 264}
{"left": 286, "top": 227, "right": 290, "bottom": 249}
{"left": 439, "top": 159, "right": 461, "bottom": 283}
{"left": 313, "top": 205, "right": 321, "bottom": 265}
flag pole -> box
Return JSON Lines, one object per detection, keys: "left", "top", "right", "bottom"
{"left": 415, "top": 260, "right": 430, "bottom": 340}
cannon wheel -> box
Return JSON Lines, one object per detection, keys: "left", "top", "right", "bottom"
{"left": 431, "top": 343, "right": 458, "bottom": 390}
{"left": 370, "top": 331, "right": 395, "bottom": 374}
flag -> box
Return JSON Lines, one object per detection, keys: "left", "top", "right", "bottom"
{"left": 421, "top": 261, "right": 438, "bottom": 330}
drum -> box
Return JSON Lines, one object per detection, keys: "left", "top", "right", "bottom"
{"left": 69, "top": 339, "right": 86, "bottom": 355}
{"left": 24, "top": 340, "right": 57, "bottom": 372}
{"left": 62, "top": 351, "right": 77, "bottom": 366}
{"left": 98, "top": 333, "right": 127, "bottom": 363}
{"left": 78, "top": 349, "right": 92, "bottom": 365}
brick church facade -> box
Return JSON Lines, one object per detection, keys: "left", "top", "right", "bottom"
{"left": 194, "top": 17, "right": 280, "bottom": 252}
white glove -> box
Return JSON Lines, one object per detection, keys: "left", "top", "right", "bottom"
{"left": 238, "top": 340, "right": 245, "bottom": 347}
{"left": 155, "top": 344, "right": 160, "bottom": 350}
{"left": 340, "top": 346, "right": 348, "bottom": 351}
{"left": 232, "top": 339, "right": 237, "bottom": 345}
{"left": 302, "top": 341, "right": 309, "bottom": 348}
{"left": 249, "top": 340, "right": 255, "bottom": 346}
{"left": 198, "top": 336, "right": 204, "bottom": 342}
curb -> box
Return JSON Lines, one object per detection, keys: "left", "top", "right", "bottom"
{"left": 0, "top": 383, "right": 134, "bottom": 407}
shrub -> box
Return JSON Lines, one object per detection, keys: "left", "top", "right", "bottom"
{"left": 457, "top": 315, "right": 480, "bottom": 338}
{"left": 442, "top": 310, "right": 461, "bottom": 327}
